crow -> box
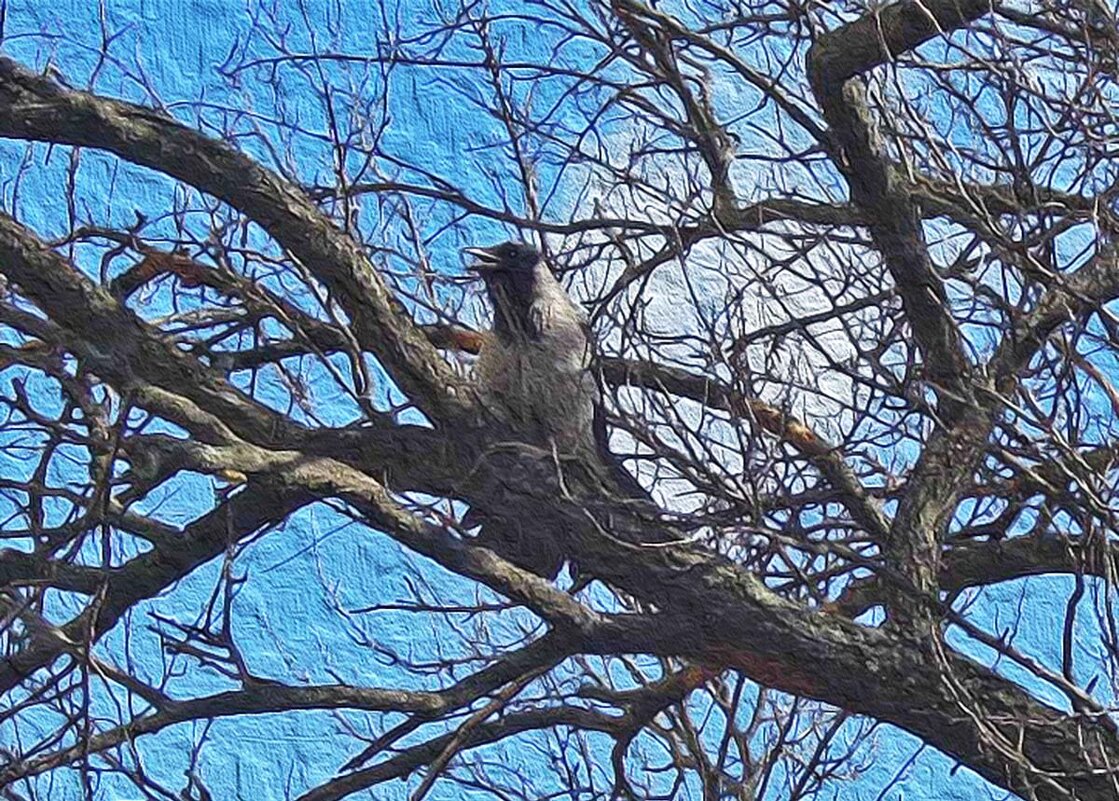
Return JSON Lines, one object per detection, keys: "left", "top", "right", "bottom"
{"left": 465, "top": 242, "right": 598, "bottom": 457}
{"left": 463, "top": 241, "right": 650, "bottom": 576}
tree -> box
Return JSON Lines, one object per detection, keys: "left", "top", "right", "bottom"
{"left": 1, "top": 0, "right": 1118, "bottom": 798}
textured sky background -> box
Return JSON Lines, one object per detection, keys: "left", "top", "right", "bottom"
{"left": 0, "top": 2, "right": 1087, "bottom": 799}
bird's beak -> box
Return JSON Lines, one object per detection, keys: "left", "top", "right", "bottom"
{"left": 464, "top": 246, "right": 501, "bottom": 272}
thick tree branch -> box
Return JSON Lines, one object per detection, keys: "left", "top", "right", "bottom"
{"left": 943, "top": 535, "right": 1117, "bottom": 594}
{"left": 807, "top": 0, "right": 993, "bottom": 609}
{"left": 0, "top": 57, "right": 468, "bottom": 422}
{"left": 0, "top": 210, "right": 313, "bottom": 446}
{"left": 0, "top": 213, "right": 454, "bottom": 497}
{"left": 809, "top": 0, "right": 991, "bottom": 84}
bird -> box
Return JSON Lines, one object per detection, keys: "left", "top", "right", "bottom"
{"left": 465, "top": 241, "right": 598, "bottom": 458}
{"left": 462, "top": 241, "right": 652, "bottom": 577}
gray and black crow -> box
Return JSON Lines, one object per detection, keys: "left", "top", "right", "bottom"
{"left": 463, "top": 241, "right": 650, "bottom": 576}
{"left": 465, "top": 241, "right": 598, "bottom": 458}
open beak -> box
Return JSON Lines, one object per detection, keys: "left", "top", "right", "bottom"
{"left": 464, "top": 246, "right": 501, "bottom": 272}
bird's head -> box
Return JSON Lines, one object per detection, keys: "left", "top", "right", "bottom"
{"left": 464, "top": 241, "right": 545, "bottom": 340}
{"left": 464, "top": 241, "right": 541, "bottom": 275}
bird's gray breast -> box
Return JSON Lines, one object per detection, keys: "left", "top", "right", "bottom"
{"left": 475, "top": 285, "right": 597, "bottom": 454}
